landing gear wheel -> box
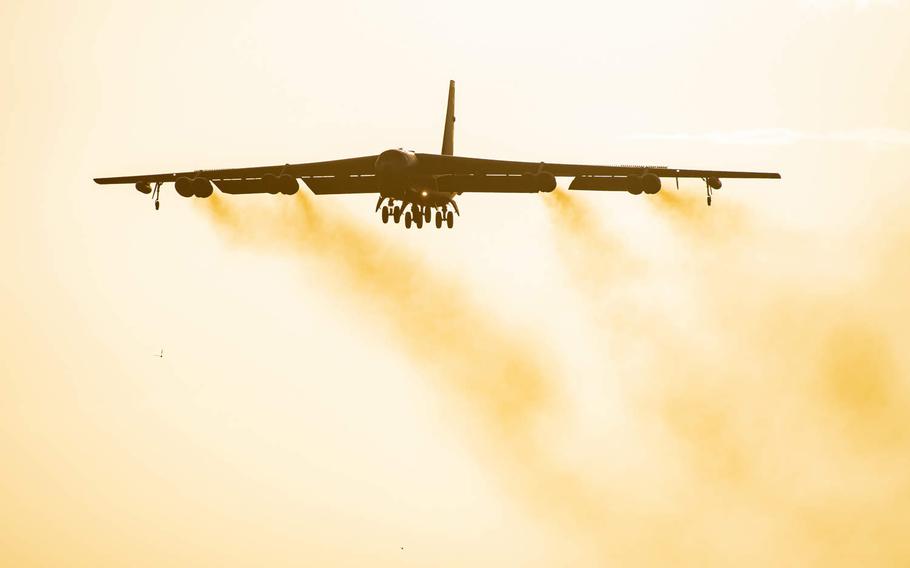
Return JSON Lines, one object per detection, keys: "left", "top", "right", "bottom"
{"left": 154, "top": 200, "right": 160, "bottom": 210}
{"left": 707, "top": 195, "right": 712, "bottom": 206}
{"left": 415, "top": 212, "right": 423, "bottom": 228}
{"left": 446, "top": 211, "right": 454, "bottom": 229}
{"left": 404, "top": 210, "right": 412, "bottom": 228}
{"left": 435, "top": 211, "right": 442, "bottom": 228}
{"left": 394, "top": 208, "right": 402, "bottom": 223}
{"left": 381, "top": 206, "right": 389, "bottom": 223}
{"left": 424, "top": 208, "right": 431, "bottom": 223}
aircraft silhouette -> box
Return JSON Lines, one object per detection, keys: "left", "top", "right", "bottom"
{"left": 154, "top": 349, "right": 163, "bottom": 358}
{"left": 95, "top": 81, "right": 780, "bottom": 225}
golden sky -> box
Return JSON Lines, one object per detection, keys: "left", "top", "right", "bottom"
{"left": 2, "top": 0, "right": 910, "bottom": 566}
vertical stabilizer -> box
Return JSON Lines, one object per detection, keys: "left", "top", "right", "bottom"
{"left": 441, "top": 80, "right": 455, "bottom": 155}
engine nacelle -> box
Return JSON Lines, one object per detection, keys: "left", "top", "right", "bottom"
{"left": 278, "top": 174, "right": 299, "bottom": 195}
{"left": 641, "top": 173, "right": 662, "bottom": 195}
{"left": 135, "top": 181, "right": 151, "bottom": 194}
{"left": 535, "top": 171, "right": 557, "bottom": 192}
{"left": 627, "top": 176, "right": 643, "bottom": 195}
{"left": 193, "top": 177, "right": 213, "bottom": 198}
{"left": 261, "top": 174, "right": 280, "bottom": 194}
{"left": 707, "top": 177, "right": 722, "bottom": 190}
{"left": 175, "top": 177, "right": 195, "bottom": 198}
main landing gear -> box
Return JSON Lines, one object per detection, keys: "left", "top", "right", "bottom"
{"left": 403, "top": 204, "right": 425, "bottom": 228}
{"left": 378, "top": 197, "right": 397, "bottom": 224}
{"left": 380, "top": 202, "right": 403, "bottom": 224}
{"left": 379, "top": 201, "right": 456, "bottom": 229}
{"left": 432, "top": 209, "right": 453, "bottom": 228}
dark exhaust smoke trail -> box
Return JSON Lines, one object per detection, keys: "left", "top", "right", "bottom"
{"left": 652, "top": 188, "right": 753, "bottom": 240}
{"left": 541, "top": 188, "right": 654, "bottom": 340}
{"left": 203, "top": 186, "right": 910, "bottom": 566}
{"left": 199, "top": 193, "right": 661, "bottom": 563}
{"left": 542, "top": 188, "right": 635, "bottom": 279}
{"left": 543, "top": 184, "right": 910, "bottom": 565}
{"left": 202, "top": 193, "right": 552, "bottom": 436}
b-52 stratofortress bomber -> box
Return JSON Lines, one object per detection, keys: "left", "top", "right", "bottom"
{"left": 95, "top": 81, "right": 780, "bottom": 229}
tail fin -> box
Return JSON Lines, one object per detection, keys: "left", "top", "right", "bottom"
{"left": 441, "top": 80, "right": 455, "bottom": 155}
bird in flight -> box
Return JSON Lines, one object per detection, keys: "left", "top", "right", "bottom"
{"left": 95, "top": 81, "right": 780, "bottom": 225}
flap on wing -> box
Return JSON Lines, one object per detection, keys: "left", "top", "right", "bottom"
{"left": 436, "top": 174, "right": 550, "bottom": 193}
{"left": 569, "top": 176, "right": 631, "bottom": 191}
{"left": 215, "top": 180, "right": 270, "bottom": 194}
{"left": 303, "top": 176, "right": 379, "bottom": 195}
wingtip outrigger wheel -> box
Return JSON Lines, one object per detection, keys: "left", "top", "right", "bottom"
{"left": 704, "top": 178, "right": 713, "bottom": 207}
{"left": 151, "top": 181, "right": 163, "bottom": 211}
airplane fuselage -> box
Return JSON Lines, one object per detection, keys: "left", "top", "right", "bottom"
{"left": 374, "top": 149, "right": 455, "bottom": 208}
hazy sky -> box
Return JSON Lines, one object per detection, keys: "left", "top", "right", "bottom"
{"left": 2, "top": 1, "right": 909, "bottom": 566}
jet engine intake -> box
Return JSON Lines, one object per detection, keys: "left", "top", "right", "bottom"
{"left": 193, "top": 177, "right": 213, "bottom": 198}
{"left": 261, "top": 174, "right": 280, "bottom": 194}
{"left": 175, "top": 177, "right": 195, "bottom": 197}
{"left": 135, "top": 181, "right": 151, "bottom": 194}
{"left": 641, "top": 173, "right": 662, "bottom": 194}
{"left": 707, "top": 177, "right": 722, "bottom": 190}
{"left": 535, "top": 171, "right": 557, "bottom": 192}
{"left": 278, "top": 174, "right": 299, "bottom": 195}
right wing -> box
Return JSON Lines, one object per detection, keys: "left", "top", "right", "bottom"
{"left": 94, "top": 155, "right": 379, "bottom": 186}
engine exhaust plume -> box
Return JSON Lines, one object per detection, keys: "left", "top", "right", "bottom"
{"left": 199, "top": 193, "right": 651, "bottom": 562}
{"left": 542, "top": 180, "right": 910, "bottom": 565}
{"left": 202, "top": 193, "right": 553, "bottom": 436}
{"left": 202, "top": 186, "right": 910, "bottom": 566}
{"left": 652, "top": 188, "right": 752, "bottom": 240}
{"left": 542, "top": 188, "right": 639, "bottom": 287}
{"left": 541, "top": 188, "right": 651, "bottom": 338}
{"left": 638, "top": 188, "right": 910, "bottom": 565}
